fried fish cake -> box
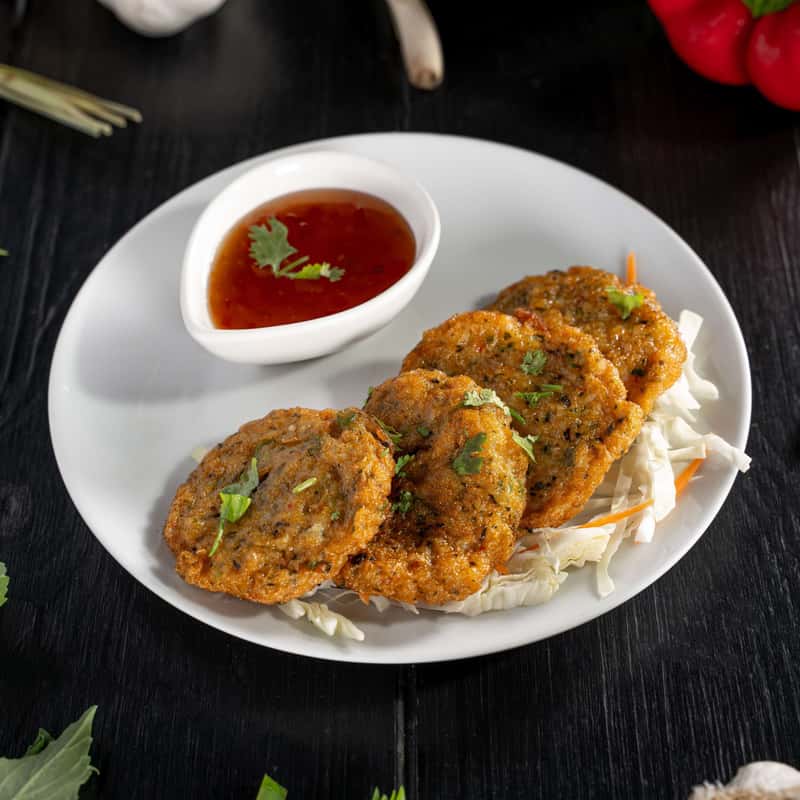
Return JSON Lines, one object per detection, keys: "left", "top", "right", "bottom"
{"left": 401, "top": 311, "right": 644, "bottom": 529}
{"left": 164, "top": 408, "right": 394, "bottom": 605}
{"left": 488, "top": 266, "right": 686, "bottom": 414}
{"left": 336, "top": 370, "right": 528, "bottom": 605}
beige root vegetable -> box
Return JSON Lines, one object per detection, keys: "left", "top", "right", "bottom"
{"left": 384, "top": 0, "right": 444, "bottom": 90}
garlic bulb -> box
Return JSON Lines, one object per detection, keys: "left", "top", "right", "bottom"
{"left": 690, "top": 762, "right": 800, "bottom": 799}
{"left": 97, "top": 0, "right": 227, "bottom": 37}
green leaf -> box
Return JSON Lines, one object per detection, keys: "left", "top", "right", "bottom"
{"left": 0, "top": 562, "right": 7, "bottom": 607}
{"left": 605, "top": 286, "right": 644, "bottom": 320}
{"left": 256, "top": 773, "right": 288, "bottom": 800}
{"left": 509, "top": 408, "right": 526, "bottom": 426}
{"left": 0, "top": 706, "right": 98, "bottom": 800}
{"left": 224, "top": 457, "right": 260, "bottom": 498}
{"left": 394, "top": 453, "right": 415, "bottom": 476}
{"left": 514, "top": 386, "right": 560, "bottom": 406}
{"left": 23, "top": 731, "right": 53, "bottom": 757}
{"left": 377, "top": 419, "right": 403, "bottom": 446}
{"left": 372, "top": 788, "right": 406, "bottom": 800}
{"left": 249, "top": 218, "right": 298, "bottom": 275}
{"left": 287, "top": 262, "right": 345, "bottom": 282}
{"left": 209, "top": 458, "right": 260, "bottom": 557}
{"left": 330, "top": 510, "right": 341, "bottom": 521}
{"left": 462, "top": 388, "right": 510, "bottom": 416}
{"left": 337, "top": 411, "right": 356, "bottom": 429}
{"left": 521, "top": 350, "right": 546, "bottom": 375}
{"left": 742, "top": 0, "right": 794, "bottom": 17}
{"left": 292, "top": 477, "right": 318, "bottom": 494}
{"left": 416, "top": 425, "right": 431, "bottom": 437}
{"left": 512, "top": 431, "right": 539, "bottom": 462}
{"left": 391, "top": 490, "right": 414, "bottom": 515}
{"left": 452, "top": 433, "right": 486, "bottom": 476}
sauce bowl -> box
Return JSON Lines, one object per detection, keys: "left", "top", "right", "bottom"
{"left": 180, "top": 151, "right": 440, "bottom": 364}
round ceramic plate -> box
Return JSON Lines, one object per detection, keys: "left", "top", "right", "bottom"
{"left": 48, "top": 134, "right": 751, "bottom": 664}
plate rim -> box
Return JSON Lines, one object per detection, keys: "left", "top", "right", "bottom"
{"left": 47, "top": 132, "right": 752, "bottom": 664}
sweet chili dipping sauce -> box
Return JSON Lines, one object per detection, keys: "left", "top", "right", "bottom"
{"left": 208, "top": 189, "right": 416, "bottom": 329}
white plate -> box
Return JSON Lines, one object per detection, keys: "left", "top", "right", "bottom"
{"left": 49, "top": 134, "right": 751, "bottom": 664}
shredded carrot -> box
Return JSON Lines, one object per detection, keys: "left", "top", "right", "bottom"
{"left": 580, "top": 498, "right": 654, "bottom": 529}
{"left": 626, "top": 251, "right": 637, "bottom": 284}
{"left": 579, "top": 457, "right": 706, "bottom": 529}
{"left": 674, "top": 457, "right": 704, "bottom": 498}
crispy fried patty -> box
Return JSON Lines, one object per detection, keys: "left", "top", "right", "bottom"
{"left": 336, "top": 370, "right": 528, "bottom": 605}
{"left": 164, "top": 408, "right": 394, "bottom": 605}
{"left": 401, "top": 311, "right": 644, "bottom": 529}
{"left": 488, "top": 266, "right": 686, "bottom": 414}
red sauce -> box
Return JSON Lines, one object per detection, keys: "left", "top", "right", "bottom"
{"left": 208, "top": 188, "right": 416, "bottom": 329}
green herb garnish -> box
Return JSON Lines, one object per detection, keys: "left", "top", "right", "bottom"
{"left": 288, "top": 261, "right": 345, "bottom": 282}
{"left": 209, "top": 457, "right": 260, "bottom": 557}
{"left": 395, "top": 453, "right": 415, "bottom": 476}
{"left": 330, "top": 510, "right": 341, "bottom": 522}
{"left": 452, "top": 432, "right": 486, "bottom": 476}
{"left": 512, "top": 431, "right": 539, "bottom": 462}
{"left": 606, "top": 286, "right": 644, "bottom": 320}
{"left": 417, "top": 425, "right": 432, "bottom": 437}
{"left": 0, "top": 562, "right": 7, "bottom": 607}
{"left": 514, "top": 384, "right": 563, "bottom": 406}
{"left": 462, "top": 388, "right": 510, "bottom": 416}
{"left": 377, "top": 419, "right": 403, "bottom": 446}
{"left": 337, "top": 411, "right": 356, "bottom": 428}
{"left": 509, "top": 408, "right": 526, "bottom": 426}
{"left": 292, "top": 477, "right": 318, "bottom": 494}
{"left": 249, "top": 218, "right": 344, "bottom": 282}
{"left": 0, "top": 706, "right": 99, "bottom": 798}
{"left": 391, "top": 490, "right": 414, "bottom": 515}
{"left": 521, "top": 349, "right": 546, "bottom": 375}
{"left": 256, "top": 773, "right": 288, "bottom": 800}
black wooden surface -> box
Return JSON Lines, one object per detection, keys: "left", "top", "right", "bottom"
{"left": 0, "top": 1, "right": 798, "bottom": 798}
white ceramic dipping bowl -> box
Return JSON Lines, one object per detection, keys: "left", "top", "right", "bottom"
{"left": 180, "top": 150, "right": 440, "bottom": 364}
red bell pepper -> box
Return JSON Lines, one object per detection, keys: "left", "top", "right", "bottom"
{"left": 648, "top": 0, "right": 800, "bottom": 110}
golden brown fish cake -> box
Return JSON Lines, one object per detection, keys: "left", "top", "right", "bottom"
{"left": 336, "top": 370, "right": 528, "bottom": 605}
{"left": 401, "top": 311, "right": 644, "bottom": 529}
{"left": 164, "top": 408, "right": 394, "bottom": 605}
{"left": 487, "top": 266, "right": 686, "bottom": 415}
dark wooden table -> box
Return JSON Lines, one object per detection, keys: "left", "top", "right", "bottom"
{"left": 1, "top": 2, "right": 798, "bottom": 798}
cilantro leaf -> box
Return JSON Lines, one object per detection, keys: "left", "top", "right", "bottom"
{"left": 0, "top": 706, "right": 98, "bottom": 799}
{"left": 337, "top": 411, "right": 356, "bottom": 428}
{"left": 288, "top": 262, "right": 345, "bottom": 282}
{"left": 521, "top": 350, "right": 546, "bottom": 375}
{"left": 512, "top": 431, "right": 539, "bottom": 462}
{"left": 330, "top": 510, "right": 341, "bottom": 522}
{"left": 509, "top": 407, "right": 526, "bottom": 426}
{"left": 462, "top": 388, "right": 510, "bottom": 416}
{"left": 377, "top": 419, "right": 403, "bottom": 445}
{"left": 249, "top": 218, "right": 300, "bottom": 275}
{"left": 514, "top": 385, "right": 562, "bottom": 406}
{"left": 391, "top": 490, "right": 414, "bottom": 515}
{"left": 292, "top": 477, "right": 318, "bottom": 494}
{"left": 209, "top": 457, "right": 260, "bottom": 557}
{"left": 417, "top": 425, "right": 431, "bottom": 437}
{"left": 363, "top": 386, "right": 375, "bottom": 408}
{"left": 395, "top": 453, "right": 415, "bottom": 476}
{"left": 0, "top": 562, "right": 7, "bottom": 607}
{"left": 606, "top": 286, "right": 644, "bottom": 320}
{"left": 256, "top": 773, "right": 288, "bottom": 800}
{"left": 452, "top": 433, "right": 486, "bottom": 476}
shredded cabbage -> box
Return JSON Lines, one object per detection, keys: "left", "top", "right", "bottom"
{"left": 278, "top": 598, "right": 365, "bottom": 641}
